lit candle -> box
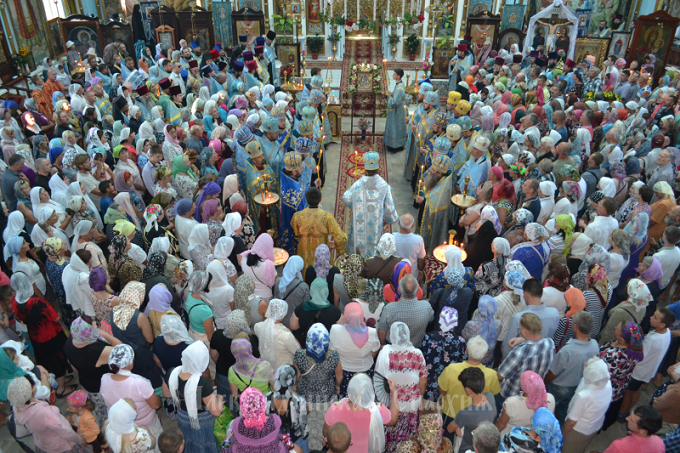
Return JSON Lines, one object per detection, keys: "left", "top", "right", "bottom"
{"left": 355, "top": 150, "right": 358, "bottom": 176}
{"left": 316, "top": 165, "right": 320, "bottom": 174}
{"left": 417, "top": 178, "right": 422, "bottom": 195}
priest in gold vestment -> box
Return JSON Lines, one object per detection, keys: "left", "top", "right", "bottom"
{"left": 291, "top": 187, "right": 347, "bottom": 273}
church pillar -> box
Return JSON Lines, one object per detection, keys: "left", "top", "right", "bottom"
{"left": 0, "top": 0, "right": 16, "bottom": 54}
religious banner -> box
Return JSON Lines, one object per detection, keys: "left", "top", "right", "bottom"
{"left": 574, "top": 37, "right": 608, "bottom": 67}
{"left": 576, "top": 9, "right": 590, "bottom": 37}
{"left": 231, "top": 8, "right": 264, "bottom": 51}
{"left": 629, "top": 11, "right": 680, "bottom": 79}
{"left": 608, "top": 32, "right": 630, "bottom": 58}
{"left": 522, "top": 1, "right": 578, "bottom": 60}
{"left": 5, "top": 0, "right": 50, "bottom": 67}
{"left": 501, "top": 5, "right": 525, "bottom": 31}
{"left": 213, "top": 1, "right": 234, "bottom": 47}
{"left": 139, "top": 2, "right": 159, "bottom": 41}
{"left": 469, "top": 0, "right": 493, "bottom": 15}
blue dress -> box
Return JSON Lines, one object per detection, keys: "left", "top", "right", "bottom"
{"left": 46, "top": 259, "right": 68, "bottom": 298}
{"left": 511, "top": 242, "right": 550, "bottom": 280}
{"left": 384, "top": 82, "right": 407, "bottom": 149}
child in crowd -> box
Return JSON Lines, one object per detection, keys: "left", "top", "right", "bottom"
{"left": 66, "top": 389, "right": 103, "bottom": 452}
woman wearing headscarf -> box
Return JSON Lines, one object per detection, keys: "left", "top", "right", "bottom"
{"left": 617, "top": 211, "right": 650, "bottom": 282}
{"left": 500, "top": 407, "right": 563, "bottom": 453}
{"left": 475, "top": 237, "right": 511, "bottom": 298}
{"left": 100, "top": 344, "right": 163, "bottom": 446}
{"left": 463, "top": 219, "right": 499, "bottom": 272}
{"left": 353, "top": 278, "right": 385, "bottom": 327}
{"left": 617, "top": 182, "right": 651, "bottom": 226}
{"left": 373, "top": 322, "right": 426, "bottom": 452}
{"left": 293, "top": 323, "right": 341, "bottom": 450}
{"left": 537, "top": 181, "right": 557, "bottom": 224}
{"left": 109, "top": 282, "right": 162, "bottom": 388}
{"left": 164, "top": 342, "right": 224, "bottom": 453}
{"left": 114, "top": 170, "right": 146, "bottom": 213}
{"left": 8, "top": 375, "right": 88, "bottom": 453}
{"left": 609, "top": 229, "right": 631, "bottom": 295}
{"left": 547, "top": 214, "right": 575, "bottom": 255}
{"left": 552, "top": 287, "right": 586, "bottom": 352}
{"left": 5, "top": 236, "right": 46, "bottom": 298}
{"left": 600, "top": 320, "right": 644, "bottom": 430}
{"left": 225, "top": 387, "right": 288, "bottom": 452}
{"left": 226, "top": 337, "right": 274, "bottom": 409}
{"left": 492, "top": 177, "right": 517, "bottom": 225}
{"left": 497, "top": 370, "right": 556, "bottom": 436}
{"left": 263, "top": 364, "right": 309, "bottom": 450}
{"left": 504, "top": 208, "right": 534, "bottom": 249}
{"left": 460, "top": 182, "right": 494, "bottom": 241}
{"left": 462, "top": 295, "right": 502, "bottom": 365}
{"left": 486, "top": 269, "right": 527, "bottom": 355}
{"left": 273, "top": 255, "right": 310, "bottom": 328}
{"left": 304, "top": 243, "right": 341, "bottom": 301}
{"left": 566, "top": 232, "right": 592, "bottom": 276}
{"left": 11, "top": 272, "right": 75, "bottom": 398}
{"left": 108, "top": 234, "right": 143, "bottom": 292}
{"left": 194, "top": 181, "right": 220, "bottom": 222}
{"left": 599, "top": 277, "right": 651, "bottom": 347}
{"left": 153, "top": 314, "right": 193, "bottom": 377}
{"left": 3, "top": 211, "right": 29, "bottom": 245}
{"left": 291, "top": 276, "right": 343, "bottom": 344}
{"left": 255, "top": 298, "right": 301, "bottom": 369}
{"left": 88, "top": 267, "right": 119, "bottom": 326}
{"left": 66, "top": 180, "right": 104, "bottom": 229}
{"left": 634, "top": 256, "right": 664, "bottom": 331}
{"left": 14, "top": 180, "right": 37, "bottom": 233}
{"left": 241, "top": 233, "right": 277, "bottom": 300}
{"left": 510, "top": 223, "right": 550, "bottom": 280}
{"left": 561, "top": 358, "right": 612, "bottom": 453}
{"left": 383, "top": 260, "right": 425, "bottom": 303}
{"left": 648, "top": 181, "right": 677, "bottom": 247}
{"left": 427, "top": 245, "right": 475, "bottom": 295}
{"left": 360, "top": 233, "right": 402, "bottom": 285}
{"left": 173, "top": 198, "right": 199, "bottom": 260}
{"left": 1, "top": 126, "right": 20, "bottom": 162}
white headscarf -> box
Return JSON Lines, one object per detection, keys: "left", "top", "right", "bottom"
{"left": 444, "top": 245, "right": 464, "bottom": 271}
{"left": 188, "top": 224, "right": 209, "bottom": 252}
{"left": 62, "top": 251, "right": 94, "bottom": 316}
{"left": 222, "top": 174, "right": 239, "bottom": 203}
{"left": 347, "top": 374, "right": 385, "bottom": 453}
{"left": 151, "top": 106, "right": 165, "bottom": 133}
{"left": 599, "top": 177, "right": 616, "bottom": 198}
{"left": 71, "top": 220, "right": 93, "bottom": 252}
{"left": 106, "top": 400, "right": 138, "bottom": 453}
{"left": 214, "top": 236, "right": 235, "bottom": 261}
{"left": 169, "top": 341, "right": 210, "bottom": 428}
{"left": 199, "top": 87, "right": 211, "bottom": 103}
{"left": 262, "top": 84, "right": 275, "bottom": 100}
{"left": 3, "top": 211, "right": 25, "bottom": 243}
{"left": 30, "top": 223, "right": 49, "bottom": 248}
{"left": 568, "top": 358, "right": 612, "bottom": 414}
{"left": 222, "top": 212, "right": 242, "bottom": 237}
{"left": 113, "top": 192, "right": 139, "bottom": 228}
{"left": 149, "top": 237, "right": 171, "bottom": 256}
{"left": 279, "top": 255, "right": 304, "bottom": 294}
{"left": 11, "top": 272, "right": 33, "bottom": 305}
{"left": 259, "top": 299, "right": 288, "bottom": 366}
{"left": 136, "top": 122, "right": 155, "bottom": 154}
{"left": 206, "top": 260, "right": 234, "bottom": 328}
{"left": 539, "top": 181, "right": 557, "bottom": 203}
{"left": 160, "top": 314, "right": 193, "bottom": 344}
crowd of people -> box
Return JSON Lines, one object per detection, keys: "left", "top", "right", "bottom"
{"left": 1, "top": 19, "right": 680, "bottom": 453}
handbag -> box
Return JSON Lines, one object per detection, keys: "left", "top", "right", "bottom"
{"left": 213, "top": 405, "right": 234, "bottom": 443}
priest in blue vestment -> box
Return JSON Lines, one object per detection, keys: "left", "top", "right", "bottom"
{"left": 279, "top": 151, "right": 309, "bottom": 254}
{"left": 385, "top": 68, "right": 408, "bottom": 150}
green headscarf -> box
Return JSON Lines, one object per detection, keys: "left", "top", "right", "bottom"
{"left": 112, "top": 145, "right": 125, "bottom": 158}
{"left": 146, "top": 80, "right": 159, "bottom": 103}
{"left": 104, "top": 204, "right": 127, "bottom": 225}
{"left": 556, "top": 214, "right": 575, "bottom": 256}
{"left": 173, "top": 154, "right": 196, "bottom": 180}
{"left": 0, "top": 348, "right": 27, "bottom": 402}
{"left": 302, "top": 278, "right": 331, "bottom": 311}
{"left": 113, "top": 219, "right": 136, "bottom": 237}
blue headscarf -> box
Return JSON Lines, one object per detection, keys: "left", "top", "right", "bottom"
{"left": 52, "top": 91, "right": 64, "bottom": 107}
{"left": 194, "top": 182, "right": 221, "bottom": 221}
{"left": 543, "top": 104, "right": 554, "bottom": 129}
{"left": 229, "top": 81, "right": 244, "bottom": 96}
{"left": 3, "top": 236, "right": 23, "bottom": 263}
{"left": 203, "top": 115, "right": 215, "bottom": 138}
{"left": 49, "top": 138, "right": 63, "bottom": 149}
{"left": 173, "top": 198, "right": 194, "bottom": 216}
{"left": 477, "top": 295, "right": 498, "bottom": 347}
{"left": 48, "top": 147, "right": 63, "bottom": 165}
{"left": 306, "top": 323, "right": 330, "bottom": 363}
{"left": 531, "top": 408, "right": 563, "bottom": 453}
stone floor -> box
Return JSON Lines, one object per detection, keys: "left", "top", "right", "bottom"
{"left": 0, "top": 113, "right": 669, "bottom": 453}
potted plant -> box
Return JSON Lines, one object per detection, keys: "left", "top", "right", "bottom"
{"left": 405, "top": 33, "right": 421, "bottom": 61}
{"left": 307, "top": 35, "right": 324, "bottom": 60}
{"left": 327, "top": 31, "right": 342, "bottom": 60}
{"left": 272, "top": 14, "right": 295, "bottom": 36}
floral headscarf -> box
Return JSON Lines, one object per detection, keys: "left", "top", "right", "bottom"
{"left": 611, "top": 229, "right": 631, "bottom": 258}
{"left": 70, "top": 317, "right": 103, "bottom": 344}
{"left": 625, "top": 278, "right": 653, "bottom": 312}
{"left": 525, "top": 223, "right": 548, "bottom": 242}
{"left": 624, "top": 212, "right": 649, "bottom": 241}
{"left": 621, "top": 321, "right": 644, "bottom": 361}
{"left": 416, "top": 413, "right": 446, "bottom": 451}
{"left": 555, "top": 215, "right": 575, "bottom": 255}
{"left": 478, "top": 295, "right": 498, "bottom": 346}
{"left": 313, "top": 244, "right": 332, "bottom": 279}
{"left": 514, "top": 208, "right": 534, "bottom": 226}
{"left": 546, "top": 263, "right": 570, "bottom": 292}
{"left": 343, "top": 254, "right": 366, "bottom": 299}
{"left": 521, "top": 370, "right": 549, "bottom": 410}
{"left": 579, "top": 244, "right": 610, "bottom": 272}
{"left": 44, "top": 237, "right": 65, "bottom": 265}
{"left": 444, "top": 267, "right": 464, "bottom": 303}
{"left": 481, "top": 205, "right": 502, "bottom": 234}
{"left": 108, "top": 234, "right": 128, "bottom": 268}
{"left": 305, "top": 323, "right": 330, "bottom": 363}
{"left": 231, "top": 338, "right": 274, "bottom": 383}
{"left": 173, "top": 260, "right": 193, "bottom": 294}
{"left": 586, "top": 264, "right": 609, "bottom": 308}
{"left": 377, "top": 233, "right": 397, "bottom": 260}
{"left": 223, "top": 309, "right": 251, "bottom": 339}
{"left": 144, "top": 204, "right": 161, "bottom": 233}
{"left": 360, "top": 278, "right": 384, "bottom": 317}
{"left": 610, "top": 162, "right": 626, "bottom": 179}
{"left": 531, "top": 408, "right": 563, "bottom": 453}
{"left": 273, "top": 365, "right": 297, "bottom": 400}
{"left": 509, "top": 161, "right": 526, "bottom": 177}
{"left": 141, "top": 251, "right": 166, "bottom": 281}
{"left": 240, "top": 387, "right": 268, "bottom": 430}
{"left": 562, "top": 181, "right": 582, "bottom": 201}
{"left": 389, "top": 261, "right": 412, "bottom": 301}
{"left": 112, "top": 282, "right": 146, "bottom": 329}
{"left": 234, "top": 275, "right": 256, "bottom": 325}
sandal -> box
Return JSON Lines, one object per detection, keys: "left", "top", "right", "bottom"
{"left": 56, "top": 384, "right": 78, "bottom": 398}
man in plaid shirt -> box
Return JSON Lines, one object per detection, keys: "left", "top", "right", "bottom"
{"left": 582, "top": 66, "right": 604, "bottom": 97}
{"left": 663, "top": 425, "right": 680, "bottom": 452}
{"left": 378, "top": 274, "right": 434, "bottom": 348}
{"left": 497, "top": 312, "right": 555, "bottom": 404}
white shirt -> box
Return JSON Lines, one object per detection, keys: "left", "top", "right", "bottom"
{"left": 583, "top": 216, "right": 619, "bottom": 250}
{"left": 542, "top": 286, "right": 567, "bottom": 317}
{"left": 566, "top": 382, "right": 613, "bottom": 435}
{"left": 169, "top": 71, "right": 187, "bottom": 95}
{"left": 538, "top": 197, "right": 554, "bottom": 224}
{"left": 632, "top": 329, "right": 672, "bottom": 382}
{"left": 577, "top": 178, "right": 587, "bottom": 210}
{"left": 653, "top": 246, "right": 680, "bottom": 288}
{"left": 392, "top": 232, "right": 426, "bottom": 276}
{"left": 329, "top": 324, "right": 381, "bottom": 372}
{"left": 175, "top": 215, "right": 199, "bottom": 259}
{"left": 608, "top": 253, "right": 630, "bottom": 289}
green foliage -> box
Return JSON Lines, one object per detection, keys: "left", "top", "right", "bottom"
{"left": 272, "top": 14, "right": 295, "bottom": 34}
{"left": 387, "top": 33, "right": 401, "bottom": 45}
{"left": 405, "top": 33, "right": 421, "bottom": 55}
{"left": 307, "top": 35, "right": 325, "bottom": 53}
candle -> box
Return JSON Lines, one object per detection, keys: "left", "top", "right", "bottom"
{"left": 316, "top": 165, "right": 320, "bottom": 174}
{"left": 355, "top": 150, "right": 358, "bottom": 176}
{"left": 344, "top": 0, "right": 347, "bottom": 18}
{"left": 373, "top": 0, "right": 376, "bottom": 20}
{"left": 387, "top": 0, "right": 390, "bottom": 20}
{"left": 417, "top": 179, "right": 422, "bottom": 195}
{"left": 357, "top": 0, "right": 359, "bottom": 20}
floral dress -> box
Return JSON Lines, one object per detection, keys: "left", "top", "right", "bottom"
{"left": 206, "top": 218, "right": 223, "bottom": 248}
{"left": 600, "top": 343, "right": 640, "bottom": 401}
{"left": 240, "top": 217, "right": 256, "bottom": 250}
{"left": 173, "top": 174, "right": 197, "bottom": 199}
{"left": 73, "top": 209, "right": 103, "bottom": 233}
{"left": 90, "top": 290, "right": 118, "bottom": 324}
{"left": 428, "top": 267, "right": 475, "bottom": 296}
{"left": 421, "top": 330, "right": 467, "bottom": 402}
{"left": 474, "top": 259, "right": 506, "bottom": 297}
{"left": 294, "top": 349, "right": 340, "bottom": 450}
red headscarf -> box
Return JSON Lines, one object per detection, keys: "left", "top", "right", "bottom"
{"left": 617, "top": 109, "right": 629, "bottom": 121}
{"left": 491, "top": 166, "right": 504, "bottom": 182}
{"left": 492, "top": 178, "right": 516, "bottom": 205}
{"left": 592, "top": 112, "right": 603, "bottom": 128}
{"left": 532, "top": 105, "right": 547, "bottom": 121}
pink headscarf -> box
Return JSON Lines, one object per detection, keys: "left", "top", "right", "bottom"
{"left": 501, "top": 91, "right": 512, "bottom": 104}
{"left": 520, "top": 370, "right": 549, "bottom": 410}
{"left": 163, "top": 124, "right": 180, "bottom": 146}
{"left": 573, "top": 109, "right": 583, "bottom": 122}
{"left": 240, "top": 387, "right": 267, "bottom": 429}
{"left": 240, "top": 234, "right": 276, "bottom": 286}
{"left": 343, "top": 301, "right": 369, "bottom": 348}
{"left": 536, "top": 87, "right": 545, "bottom": 106}
{"left": 491, "top": 166, "right": 504, "bottom": 181}
{"left": 201, "top": 199, "right": 220, "bottom": 222}
{"left": 209, "top": 139, "right": 222, "bottom": 153}
{"left": 493, "top": 104, "right": 509, "bottom": 126}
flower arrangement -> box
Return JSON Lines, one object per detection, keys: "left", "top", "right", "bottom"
{"left": 358, "top": 118, "right": 369, "bottom": 130}
{"left": 344, "top": 20, "right": 360, "bottom": 31}
{"left": 387, "top": 33, "right": 401, "bottom": 46}
{"left": 422, "top": 60, "right": 431, "bottom": 71}
{"left": 280, "top": 65, "right": 293, "bottom": 77}
{"left": 583, "top": 90, "right": 622, "bottom": 102}
{"left": 12, "top": 47, "right": 31, "bottom": 66}
{"left": 402, "top": 12, "right": 425, "bottom": 29}
{"left": 348, "top": 62, "right": 381, "bottom": 95}
{"left": 327, "top": 31, "right": 342, "bottom": 43}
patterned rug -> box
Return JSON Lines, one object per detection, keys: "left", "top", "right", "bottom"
{"left": 340, "top": 40, "right": 388, "bottom": 117}
{"left": 333, "top": 132, "right": 392, "bottom": 234}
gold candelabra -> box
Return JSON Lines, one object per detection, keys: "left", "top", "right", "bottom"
{"left": 459, "top": 0, "right": 469, "bottom": 40}
{"left": 325, "top": 56, "right": 332, "bottom": 92}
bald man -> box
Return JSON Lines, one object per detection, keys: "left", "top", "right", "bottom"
{"left": 393, "top": 213, "right": 426, "bottom": 277}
